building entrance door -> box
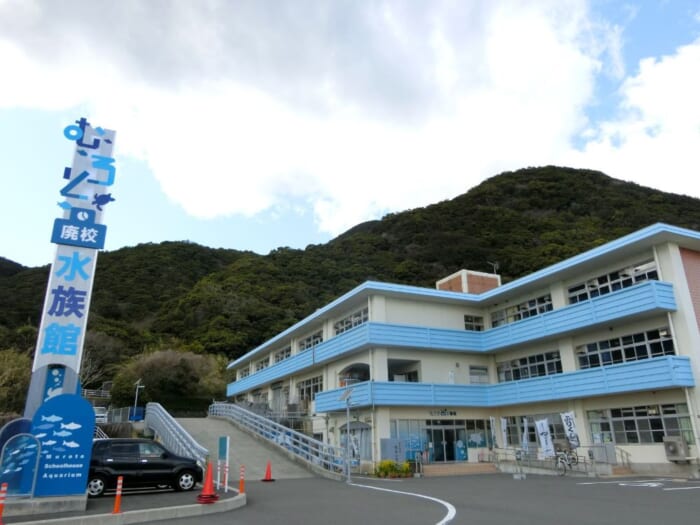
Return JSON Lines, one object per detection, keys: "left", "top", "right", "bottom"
{"left": 427, "top": 427, "right": 457, "bottom": 462}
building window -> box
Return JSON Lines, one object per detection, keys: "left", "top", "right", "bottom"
{"left": 464, "top": 315, "right": 484, "bottom": 331}
{"left": 255, "top": 357, "right": 269, "bottom": 372}
{"left": 504, "top": 413, "right": 567, "bottom": 447}
{"left": 568, "top": 260, "right": 658, "bottom": 304}
{"left": 469, "top": 366, "right": 489, "bottom": 384}
{"left": 577, "top": 327, "right": 675, "bottom": 369}
{"left": 491, "top": 294, "right": 553, "bottom": 328}
{"left": 274, "top": 346, "right": 291, "bottom": 363}
{"left": 297, "top": 375, "right": 323, "bottom": 402}
{"left": 497, "top": 351, "right": 562, "bottom": 382}
{"left": 334, "top": 307, "right": 369, "bottom": 335}
{"left": 299, "top": 330, "right": 323, "bottom": 352}
{"left": 239, "top": 367, "right": 250, "bottom": 379}
{"left": 587, "top": 404, "right": 693, "bottom": 445}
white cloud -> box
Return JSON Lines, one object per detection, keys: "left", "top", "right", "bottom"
{"left": 563, "top": 39, "right": 700, "bottom": 197}
{"left": 4, "top": 0, "right": 694, "bottom": 240}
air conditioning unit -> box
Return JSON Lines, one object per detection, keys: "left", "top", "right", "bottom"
{"left": 663, "top": 436, "right": 690, "bottom": 462}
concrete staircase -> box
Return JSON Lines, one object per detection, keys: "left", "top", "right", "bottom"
{"left": 422, "top": 462, "right": 500, "bottom": 477}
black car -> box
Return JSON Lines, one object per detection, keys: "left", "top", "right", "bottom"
{"left": 87, "top": 438, "right": 204, "bottom": 497}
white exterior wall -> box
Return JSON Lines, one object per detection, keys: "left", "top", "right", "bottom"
{"left": 384, "top": 296, "right": 478, "bottom": 329}
{"left": 227, "top": 233, "right": 700, "bottom": 475}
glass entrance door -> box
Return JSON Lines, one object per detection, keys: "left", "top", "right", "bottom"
{"left": 427, "top": 427, "right": 457, "bottom": 462}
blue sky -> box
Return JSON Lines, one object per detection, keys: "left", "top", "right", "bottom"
{"left": 1, "top": 0, "right": 699, "bottom": 268}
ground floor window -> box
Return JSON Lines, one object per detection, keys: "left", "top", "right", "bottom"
{"left": 340, "top": 422, "right": 372, "bottom": 461}
{"left": 587, "top": 404, "right": 693, "bottom": 445}
{"left": 503, "top": 413, "right": 567, "bottom": 448}
{"left": 389, "top": 418, "right": 493, "bottom": 462}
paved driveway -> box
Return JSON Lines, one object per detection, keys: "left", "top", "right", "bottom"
{"left": 162, "top": 473, "right": 700, "bottom": 525}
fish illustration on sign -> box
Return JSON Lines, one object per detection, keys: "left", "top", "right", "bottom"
{"left": 63, "top": 441, "right": 80, "bottom": 449}
{"left": 53, "top": 430, "right": 71, "bottom": 437}
{"left": 60, "top": 422, "right": 81, "bottom": 430}
{"left": 41, "top": 415, "right": 63, "bottom": 423}
{"left": 35, "top": 424, "right": 54, "bottom": 430}
{"left": 35, "top": 433, "right": 47, "bottom": 439}
{"left": 42, "top": 440, "right": 57, "bottom": 446}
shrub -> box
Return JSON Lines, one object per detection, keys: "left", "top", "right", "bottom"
{"left": 375, "top": 459, "right": 412, "bottom": 478}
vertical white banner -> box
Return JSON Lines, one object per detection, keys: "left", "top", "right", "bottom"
{"left": 521, "top": 416, "right": 529, "bottom": 451}
{"left": 536, "top": 419, "right": 555, "bottom": 457}
{"left": 489, "top": 416, "right": 497, "bottom": 448}
{"left": 560, "top": 411, "right": 581, "bottom": 449}
{"left": 500, "top": 417, "right": 508, "bottom": 449}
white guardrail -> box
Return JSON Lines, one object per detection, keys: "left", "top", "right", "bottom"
{"left": 208, "top": 402, "right": 346, "bottom": 474}
{"left": 145, "top": 402, "right": 209, "bottom": 467}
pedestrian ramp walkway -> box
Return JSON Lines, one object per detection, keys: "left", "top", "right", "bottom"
{"left": 177, "top": 417, "right": 315, "bottom": 483}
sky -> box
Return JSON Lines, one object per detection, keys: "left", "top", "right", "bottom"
{"left": 1, "top": 0, "right": 699, "bottom": 268}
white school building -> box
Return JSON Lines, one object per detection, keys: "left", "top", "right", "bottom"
{"left": 226, "top": 223, "right": 700, "bottom": 476}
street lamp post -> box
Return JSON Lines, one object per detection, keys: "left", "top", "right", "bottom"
{"left": 133, "top": 378, "right": 145, "bottom": 419}
{"left": 345, "top": 396, "right": 351, "bottom": 483}
{"left": 338, "top": 384, "right": 355, "bottom": 484}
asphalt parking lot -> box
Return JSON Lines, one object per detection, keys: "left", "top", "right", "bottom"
{"left": 7, "top": 473, "right": 699, "bottom": 525}
{"left": 163, "top": 473, "right": 700, "bottom": 525}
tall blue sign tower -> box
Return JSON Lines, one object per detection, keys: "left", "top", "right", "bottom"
{"left": 0, "top": 118, "right": 117, "bottom": 498}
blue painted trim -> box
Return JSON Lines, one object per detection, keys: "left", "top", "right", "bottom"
{"left": 228, "top": 223, "right": 700, "bottom": 369}
{"left": 313, "top": 356, "right": 694, "bottom": 411}
{"left": 226, "top": 281, "right": 676, "bottom": 395}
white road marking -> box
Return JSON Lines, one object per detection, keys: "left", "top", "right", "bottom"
{"left": 578, "top": 479, "right": 670, "bottom": 486}
{"left": 350, "top": 482, "right": 457, "bottom": 525}
{"left": 663, "top": 485, "right": 700, "bottom": 491}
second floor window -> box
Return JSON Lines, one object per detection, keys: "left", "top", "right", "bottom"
{"left": 497, "top": 351, "right": 562, "bottom": 382}
{"left": 491, "top": 294, "right": 553, "bottom": 328}
{"left": 297, "top": 375, "right": 323, "bottom": 401}
{"left": 577, "top": 327, "right": 675, "bottom": 369}
{"left": 464, "top": 315, "right": 484, "bottom": 331}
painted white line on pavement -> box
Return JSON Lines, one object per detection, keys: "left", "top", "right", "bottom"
{"left": 663, "top": 486, "right": 700, "bottom": 491}
{"left": 350, "top": 482, "right": 457, "bottom": 525}
{"left": 578, "top": 479, "right": 670, "bottom": 485}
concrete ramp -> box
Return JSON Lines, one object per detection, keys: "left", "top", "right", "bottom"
{"left": 177, "top": 417, "right": 315, "bottom": 482}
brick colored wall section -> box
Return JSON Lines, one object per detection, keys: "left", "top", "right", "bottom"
{"left": 437, "top": 275, "right": 464, "bottom": 292}
{"left": 680, "top": 248, "right": 700, "bottom": 332}
{"left": 467, "top": 274, "right": 500, "bottom": 294}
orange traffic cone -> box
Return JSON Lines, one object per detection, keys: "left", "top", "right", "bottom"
{"left": 197, "top": 461, "right": 220, "bottom": 504}
{"left": 261, "top": 460, "right": 275, "bottom": 482}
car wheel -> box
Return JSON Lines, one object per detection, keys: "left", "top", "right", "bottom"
{"left": 174, "top": 470, "right": 196, "bottom": 491}
{"left": 87, "top": 475, "right": 106, "bottom": 497}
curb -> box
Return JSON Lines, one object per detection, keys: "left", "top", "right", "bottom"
{"left": 10, "top": 492, "right": 246, "bottom": 525}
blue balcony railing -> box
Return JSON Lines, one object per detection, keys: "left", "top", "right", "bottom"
{"left": 228, "top": 281, "right": 676, "bottom": 397}
{"left": 314, "top": 356, "right": 694, "bottom": 412}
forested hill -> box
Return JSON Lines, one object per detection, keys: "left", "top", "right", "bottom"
{"left": 3, "top": 165, "right": 700, "bottom": 369}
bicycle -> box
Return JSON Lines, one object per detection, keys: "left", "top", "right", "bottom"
{"left": 555, "top": 450, "right": 578, "bottom": 475}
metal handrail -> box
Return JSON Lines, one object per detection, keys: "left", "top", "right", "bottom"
{"left": 145, "top": 402, "right": 209, "bottom": 467}
{"left": 209, "top": 402, "right": 345, "bottom": 474}
{"left": 494, "top": 446, "right": 592, "bottom": 474}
